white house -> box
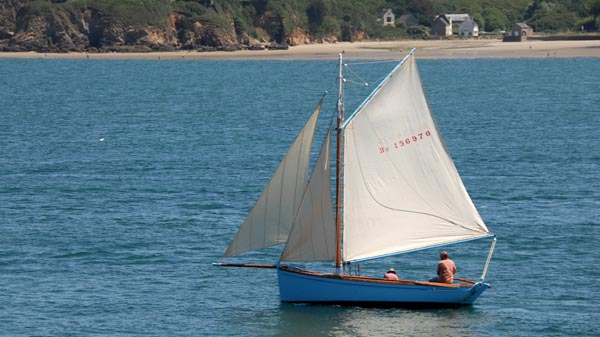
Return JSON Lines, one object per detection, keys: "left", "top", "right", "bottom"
{"left": 379, "top": 9, "right": 395, "bottom": 27}
{"left": 459, "top": 18, "right": 479, "bottom": 37}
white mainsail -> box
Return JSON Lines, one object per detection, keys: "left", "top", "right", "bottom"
{"left": 343, "top": 56, "right": 490, "bottom": 262}
{"left": 280, "top": 129, "right": 336, "bottom": 262}
{"left": 224, "top": 101, "right": 322, "bottom": 257}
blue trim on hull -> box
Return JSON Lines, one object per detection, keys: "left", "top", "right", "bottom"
{"left": 282, "top": 300, "right": 466, "bottom": 309}
{"left": 278, "top": 267, "right": 489, "bottom": 308}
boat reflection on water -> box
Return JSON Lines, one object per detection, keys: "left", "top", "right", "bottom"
{"left": 276, "top": 303, "right": 485, "bottom": 337}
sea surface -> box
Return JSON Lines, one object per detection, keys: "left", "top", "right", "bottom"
{"left": 0, "top": 55, "right": 598, "bottom": 336}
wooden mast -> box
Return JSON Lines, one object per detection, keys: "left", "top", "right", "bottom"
{"left": 335, "top": 53, "right": 344, "bottom": 272}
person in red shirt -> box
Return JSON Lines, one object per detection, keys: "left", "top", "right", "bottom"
{"left": 429, "top": 251, "right": 457, "bottom": 284}
{"left": 384, "top": 268, "right": 399, "bottom": 280}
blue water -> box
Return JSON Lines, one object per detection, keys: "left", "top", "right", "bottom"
{"left": 1, "top": 56, "right": 598, "bottom": 336}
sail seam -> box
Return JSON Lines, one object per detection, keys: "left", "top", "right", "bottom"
{"left": 349, "top": 125, "right": 483, "bottom": 233}
{"left": 353, "top": 58, "right": 483, "bottom": 234}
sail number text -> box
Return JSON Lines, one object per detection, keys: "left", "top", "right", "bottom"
{"left": 379, "top": 130, "right": 432, "bottom": 154}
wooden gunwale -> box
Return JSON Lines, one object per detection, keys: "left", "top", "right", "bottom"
{"left": 279, "top": 266, "right": 474, "bottom": 288}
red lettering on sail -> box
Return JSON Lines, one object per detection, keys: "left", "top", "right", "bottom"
{"left": 378, "top": 130, "right": 432, "bottom": 154}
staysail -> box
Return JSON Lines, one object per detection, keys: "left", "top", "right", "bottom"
{"left": 280, "top": 128, "right": 336, "bottom": 262}
{"left": 224, "top": 100, "right": 322, "bottom": 257}
{"left": 343, "top": 55, "right": 490, "bottom": 262}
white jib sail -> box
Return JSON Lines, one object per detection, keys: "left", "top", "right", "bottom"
{"left": 280, "top": 128, "right": 336, "bottom": 262}
{"left": 224, "top": 101, "right": 322, "bottom": 257}
{"left": 343, "top": 56, "right": 490, "bottom": 262}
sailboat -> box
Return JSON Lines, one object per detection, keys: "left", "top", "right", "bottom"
{"left": 214, "top": 49, "right": 496, "bottom": 307}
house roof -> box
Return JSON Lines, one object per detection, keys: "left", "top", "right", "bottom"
{"left": 381, "top": 9, "right": 393, "bottom": 17}
{"left": 459, "top": 19, "right": 478, "bottom": 29}
{"left": 434, "top": 15, "right": 451, "bottom": 25}
{"left": 515, "top": 23, "right": 531, "bottom": 29}
{"left": 445, "top": 14, "right": 470, "bottom": 23}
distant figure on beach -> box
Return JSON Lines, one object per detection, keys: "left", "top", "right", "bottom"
{"left": 429, "top": 251, "right": 456, "bottom": 284}
{"left": 384, "top": 268, "right": 399, "bottom": 280}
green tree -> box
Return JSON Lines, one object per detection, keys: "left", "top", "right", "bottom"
{"left": 472, "top": 13, "right": 485, "bottom": 30}
{"left": 321, "top": 16, "right": 340, "bottom": 36}
{"left": 483, "top": 7, "right": 509, "bottom": 31}
{"left": 409, "top": 0, "right": 433, "bottom": 25}
{"left": 525, "top": 1, "right": 579, "bottom": 32}
{"left": 591, "top": 0, "right": 600, "bottom": 29}
{"left": 307, "top": 0, "right": 329, "bottom": 33}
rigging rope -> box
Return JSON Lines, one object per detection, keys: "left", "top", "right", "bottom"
{"left": 345, "top": 59, "right": 403, "bottom": 66}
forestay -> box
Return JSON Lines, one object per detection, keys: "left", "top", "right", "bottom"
{"left": 343, "top": 56, "right": 490, "bottom": 263}
{"left": 224, "top": 101, "right": 322, "bottom": 257}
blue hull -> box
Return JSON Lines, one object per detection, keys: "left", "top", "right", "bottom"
{"left": 278, "top": 267, "right": 489, "bottom": 308}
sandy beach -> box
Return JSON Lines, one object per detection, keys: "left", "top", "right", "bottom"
{"left": 1, "top": 39, "right": 598, "bottom": 60}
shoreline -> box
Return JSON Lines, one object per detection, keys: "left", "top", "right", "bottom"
{"left": 1, "top": 39, "right": 598, "bottom": 60}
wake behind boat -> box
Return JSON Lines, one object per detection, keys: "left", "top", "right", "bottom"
{"left": 215, "top": 49, "right": 496, "bottom": 308}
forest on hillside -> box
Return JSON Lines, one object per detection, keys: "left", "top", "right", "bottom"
{"left": 227, "top": 0, "right": 600, "bottom": 38}
{"left": 1, "top": 0, "right": 599, "bottom": 52}
{"left": 88, "top": 0, "right": 600, "bottom": 37}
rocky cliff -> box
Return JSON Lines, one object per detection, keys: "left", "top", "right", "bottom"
{"left": 0, "top": 1, "right": 342, "bottom": 53}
